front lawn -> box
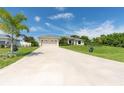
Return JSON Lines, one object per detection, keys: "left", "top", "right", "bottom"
{"left": 61, "top": 45, "right": 124, "bottom": 62}
{"left": 0, "top": 47, "right": 37, "bottom": 69}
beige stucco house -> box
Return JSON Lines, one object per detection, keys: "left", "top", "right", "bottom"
{"left": 39, "top": 36, "right": 84, "bottom": 47}
{"left": 39, "top": 36, "right": 60, "bottom": 47}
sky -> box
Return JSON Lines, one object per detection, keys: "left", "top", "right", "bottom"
{"left": 1, "top": 7, "right": 124, "bottom": 39}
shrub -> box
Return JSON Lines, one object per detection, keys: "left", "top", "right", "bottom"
{"left": 89, "top": 46, "right": 94, "bottom": 53}
{"left": 31, "top": 41, "right": 39, "bottom": 47}
{"left": 59, "top": 37, "right": 69, "bottom": 46}
{"left": 13, "top": 45, "right": 18, "bottom": 51}
{"left": 0, "top": 44, "right": 5, "bottom": 48}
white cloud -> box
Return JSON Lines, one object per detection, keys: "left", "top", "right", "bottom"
{"left": 48, "top": 13, "right": 74, "bottom": 20}
{"left": 34, "top": 16, "right": 41, "bottom": 22}
{"left": 30, "top": 26, "right": 46, "bottom": 32}
{"left": 45, "top": 23, "right": 67, "bottom": 33}
{"left": 82, "top": 17, "right": 97, "bottom": 27}
{"left": 45, "top": 23, "right": 50, "bottom": 26}
{"left": 55, "top": 7, "right": 66, "bottom": 11}
{"left": 30, "top": 20, "right": 124, "bottom": 37}
{"left": 30, "top": 27, "right": 37, "bottom": 32}
{"left": 74, "top": 20, "right": 124, "bottom": 38}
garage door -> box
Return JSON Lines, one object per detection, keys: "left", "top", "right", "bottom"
{"left": 41, "top": 39, "right": 58, "bottom": 46}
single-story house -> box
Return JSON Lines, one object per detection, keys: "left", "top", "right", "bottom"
{"left": 39, "top": 36, "right": 60, "bottom": 47}
{"left": 18, "top": 40, "right": 31, "bottom": 47}
{"left": 39, "top": 35, "right": 84, "bottom": 47}
{"left": 0, "top": 34, "right": 31, "bottom": 47}
{"left": 66, "top": 37, "right": 84, "bottom": 45}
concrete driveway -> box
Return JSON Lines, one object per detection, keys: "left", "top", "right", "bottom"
{"left": 0, "top": 46, "right": 124, "bottom": 85}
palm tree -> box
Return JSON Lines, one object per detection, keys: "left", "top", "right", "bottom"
{"left": 0, "top": 8, "right": 29, "bottom": 53}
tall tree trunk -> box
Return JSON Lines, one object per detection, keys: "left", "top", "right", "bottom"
{"left": 11, "top": 33, "right": 14, "bottom": 54}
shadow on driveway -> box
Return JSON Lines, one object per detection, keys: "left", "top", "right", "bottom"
{"left": 27, "top": 52, "right": 44, "bottom": 56}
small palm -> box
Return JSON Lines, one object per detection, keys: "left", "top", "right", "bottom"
{"left": 0, "top": 8, "right": 29, "bottom": 53}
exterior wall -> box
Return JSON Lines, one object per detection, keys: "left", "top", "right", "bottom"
{"left": 15, "top": 40, "right": 31, "bottom": 47}
{"left": 67, "top": 39, "right": 74, "bottom": 45}
{"left": 75, "top": 40, "right": 84, "bottom": 45}
{"left": 74, "top": 40, "right": 77, "bottom": 45}
{"left": 67, "top": 39, "right": 84, "bottom": 45}
{"left": 81, "top": 41, "right": 84, "bottom": 45}
{"left": 0, "top": 37, "right": 31, "bottom": 47}
{"left": 19, "top": 41, "right": 31, "bottom": 47}
{"left": 40, "top": 38, "right": 59, "bottom": 46}
{"left": 56, "top": 39, "right": 59, "bottom": 46}
{"left": 39, "top": 37, "right": 84, "bottom": 46}
{"left": 0, "top": 38, "right": 11, "bottom": 47}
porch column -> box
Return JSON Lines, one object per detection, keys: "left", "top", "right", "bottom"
{"left": 40, "top": 39, "right": 42, "bottom": 46}
{"left": 74, "top": 40, "right": 76, "bottom": 45}
{"left": 57, "top": 40, "right": 59, "bottom": 46}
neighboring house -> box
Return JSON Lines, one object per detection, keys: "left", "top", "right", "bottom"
{"left": 67, "top": 37, "right": 84, "bottom": 45}
{"left": 18, "top": 40, "right": 31, "bottom": 47}
{"left": 39, "top": 35, "right": 84, "bottom": 47}
{"left": 0, "top": 34, "right": 11, "bottom": 47}
{"left": 0, "top": 34, "right": 31, "bottom": 47}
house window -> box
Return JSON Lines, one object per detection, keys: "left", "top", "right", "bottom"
{"left": 69, "top": 40, "right": 71, "bottom": 44}
{"left": 78, "top": 41, "right": 81, "bottom": 44}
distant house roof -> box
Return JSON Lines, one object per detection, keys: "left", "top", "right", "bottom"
{"left": 39, "top": 35, "right": 83, "bottom": 41}
{"left": 0, "top": 34, "right": 10, "bottom": 39}
{"left": 39, "top": 35, "right": 60, "bottom": 39}
{"left": 66, "top": 36, "right": 82, "bottom": 40}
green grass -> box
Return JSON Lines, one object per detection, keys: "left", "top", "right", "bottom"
{"left": 0, "top": 47, "right": 37, "bottom": 69}
{"left": 61, "top": 45, "right": 124, "bottom": 62}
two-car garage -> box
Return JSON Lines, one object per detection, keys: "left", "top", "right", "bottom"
{"left": 39, "top": 36, "right": 60, "bottom": 47}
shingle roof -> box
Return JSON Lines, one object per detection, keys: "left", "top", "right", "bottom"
{"left": 39, "top": 35, "right": 60, "bottom": 39}
{"left": 0, "top": 34, "right": 10, "bottom": 38}
{"left": 39, "top": 35, "right": 82, "bottom": 40}
{"left": 66, "top": 36, "right": 82, "bottom": 40}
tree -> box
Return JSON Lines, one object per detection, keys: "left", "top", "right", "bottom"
{"left": 23, "top": 36, "right": 38, "bottom": 47}
{"left": 23, "top": 36, "right": 31, "bottom": 42}
{"left": 59, "top": 37, "right": 68, "bottom": 46}
{"left": 92, "top": 33, "right": 124, "bottom": 48}
{"left": 80, "top": 36, "right": 91, "bottom": 45}
{"left": 0, "top": 8, "right": 29, "bottom": 53}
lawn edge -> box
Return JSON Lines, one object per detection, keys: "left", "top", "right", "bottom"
{"left": 60, "top": 46, "right": 124, "bottom": 63}
{"left": 0, "top": 47, "right": 38, "bottom": 69}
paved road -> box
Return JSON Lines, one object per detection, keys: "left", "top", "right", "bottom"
{"left": 0, "top": 46, "right": 124, "bottom": 85}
